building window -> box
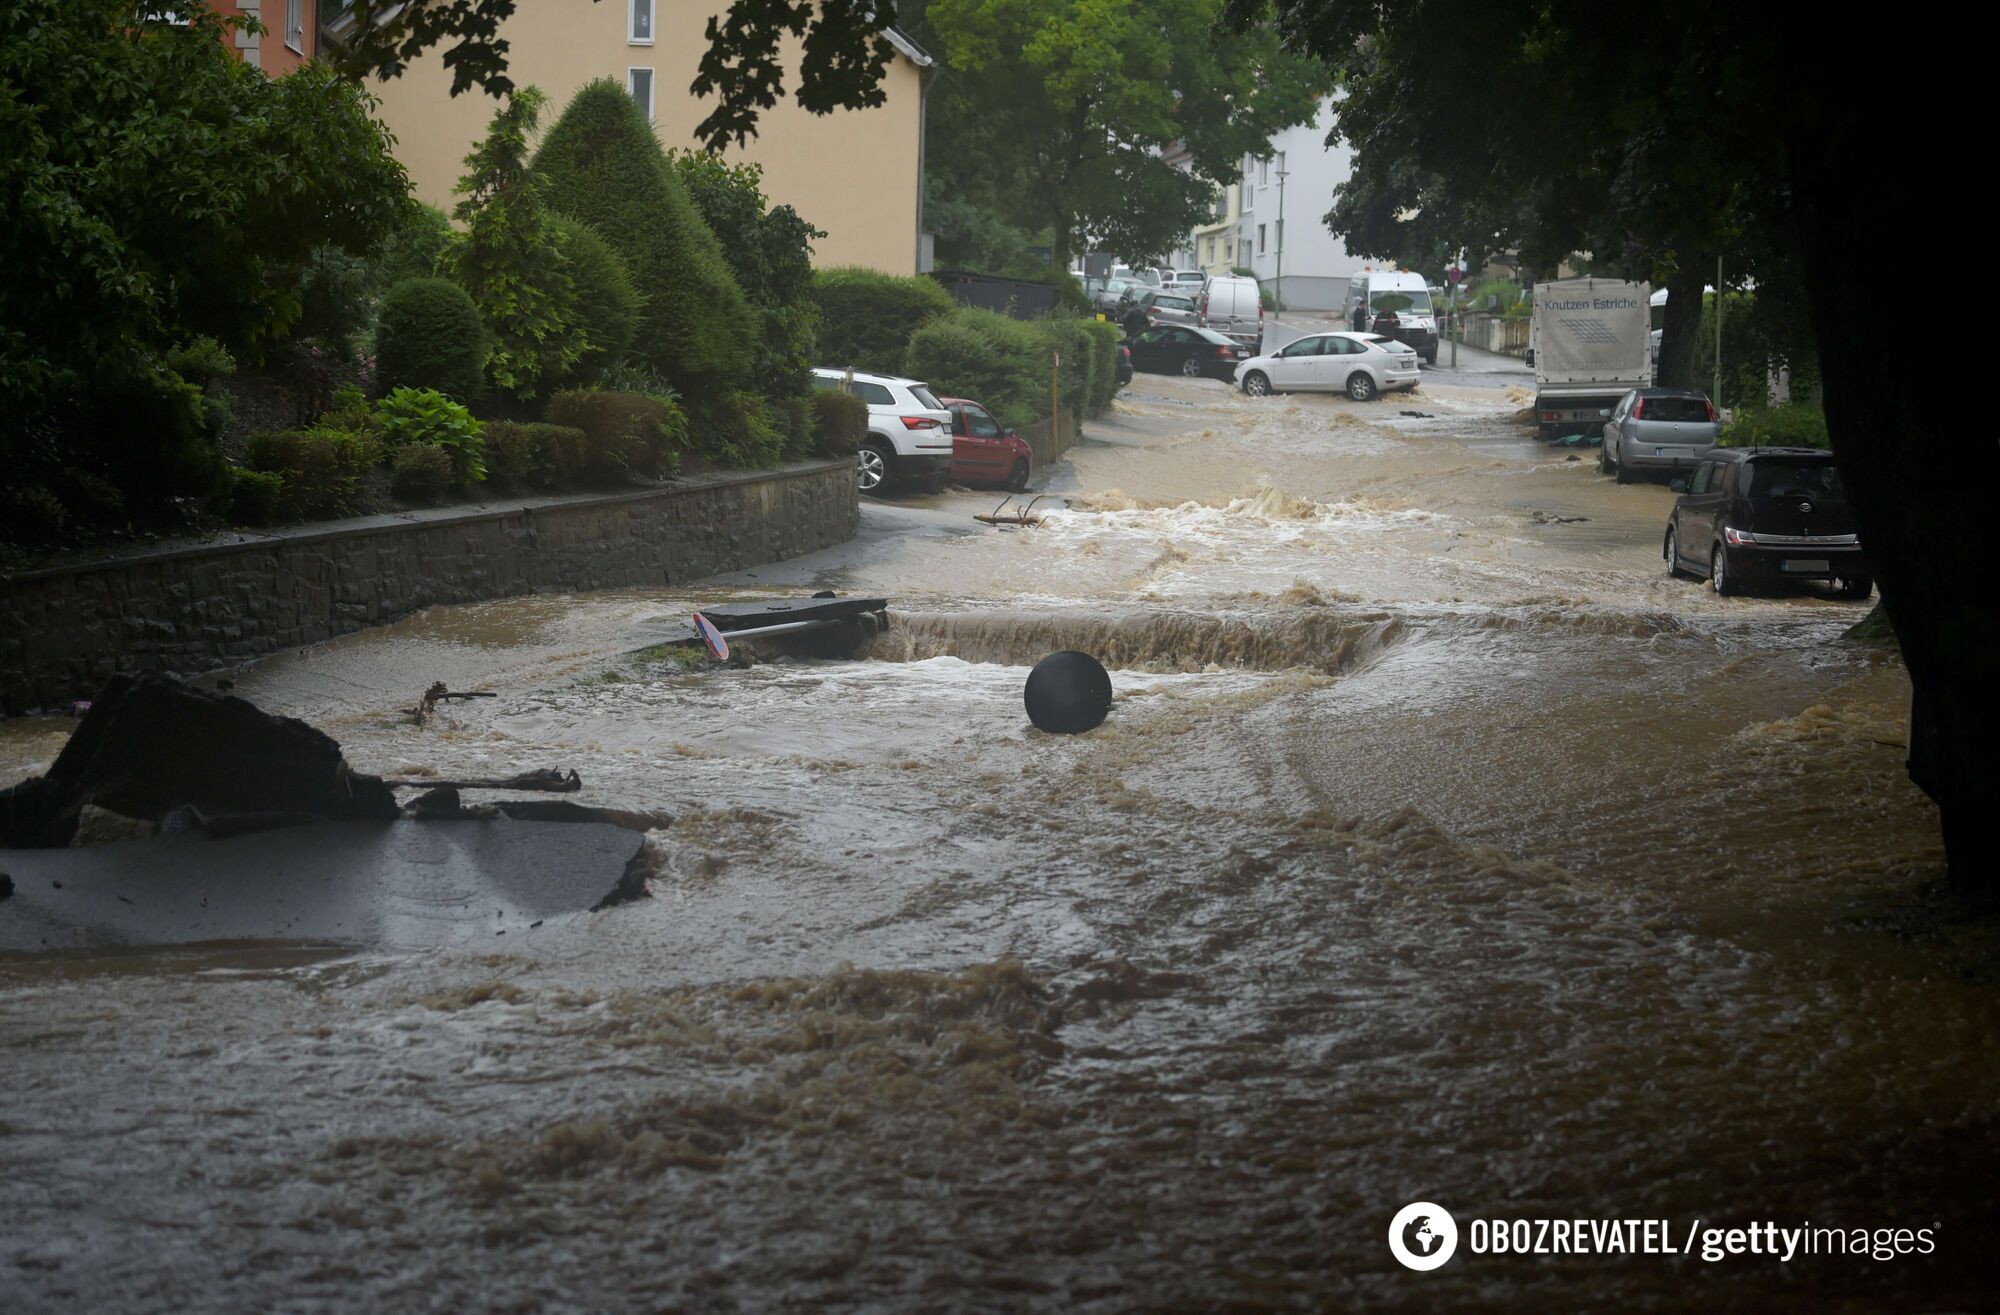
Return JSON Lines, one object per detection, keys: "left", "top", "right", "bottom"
{"left": 1206, "top": 238, "right": 1215, "bottom": 264}
{"left": 1275, "top": 149, "right": 1286, "bottom": 176}
{"left": 1258, "top": 224, "right": 1266, "bottom": 254}
{"left": 628, "top": 68, "right": 654, "bottom": 123}
{"left": 285, "top": 0, "right": 305, "bottom": 53}
{"left": 629, "top": 0, "right": 654, "bottom": 45}
{"left": 1259, "top": 158, "right": 1269, "bottom": 185}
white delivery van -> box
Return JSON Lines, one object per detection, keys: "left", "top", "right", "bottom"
{"left": 1198, "top": 274, "right": 1264, "bottom": 347}
{"left": 1341, "top": 269, "right": 1441, "bottom": 362}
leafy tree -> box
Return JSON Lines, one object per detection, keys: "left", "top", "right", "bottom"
{"left": 531, "top": 80, "right": 754, "bottom": 397}
{"left": 451, "top": 86, "right": 581, "bottom": 399}
{"left": 670, "top": 151, "right": 825, "bottom": 396}
{"left": 910, "top": 0, "right": 1324, "bottom": 271}
{"left": 0, "top": 0, "right": 407, "bottom": 534}
{"left": 545, "top": 215, "right": 642, "bottom": 391}
{"left": 1230, "top": 0, "right": 1988, "bottom": 883}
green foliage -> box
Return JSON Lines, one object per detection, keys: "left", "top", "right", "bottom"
{"left": 1718, "top": 401, "right": 1829, "bottom": 450}
{"left": 1690, "top": 290, "right": 1820, "bottom": 412}
{"left": 903, "top": 306, "right": 1050, "bottom": 428}
{"left": 670, "top": 151, "right": 824, "bottom": 397}
{"left": 532, "top": 81, "right": 755, "bottom": 396}
{"left": 546, "top": 215, "right": 642, "bottom": 391}
{"left": 810, "top": 388, "right": 869, "bottom": 456}
{"left": 1081, "top": 318, "right": 1122, "bottom": 412}
{"left": 377, "top": 204, "right": 456, "bottom": 286}
{"left": 1033, "top": 315, "right": 1095, "bottom": 422}
{"left": 291, "top": 245, "right": 377, "bottom": 356}
{"left": 375, "top": 278, "right": 488, "bottom": 401}
{"left": 375, "top": 387, "right": 486, "bottom": 482}
{"left": 224, "top": 468, "right": 286, "bottom": 526}
{"left": 774, "top": 394, "right": 816, "bottom": 460}
{"left": 389, "top": 443, "right": 459, "bottom": 503}
{"left": 451, "top": 87, "right": 582, "bottom": 399}
{"left": 1, "top": 0, "right": 408, "bottom": 532}
{"left": 813, "top": 267, "right": 956, "bottom": 375}
{"left": 545, "top": 389, "right": 687, "bottom": 483}
{"left": 704, "top": 392, "right": 787, "bottom": 469}
{"left": 164, "top": 338, "right": 237, "bottom": 388}
{"left": 918, "top": 0, "right": 1324, "bottom": 268}
{"left": 484, "top": 421, "right": 589, "bottom": 491}
{"left": 245, "top": 428, "right": 380, "bottom": 521}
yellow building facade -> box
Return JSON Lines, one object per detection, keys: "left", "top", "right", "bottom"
{"left": 368, "top": 0, "right": 932, "bottom": 273}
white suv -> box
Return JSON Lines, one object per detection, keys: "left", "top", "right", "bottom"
{"left": 811, "top": 367, "right": 955, "bottom": 496}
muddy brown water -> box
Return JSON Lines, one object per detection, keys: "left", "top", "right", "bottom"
{"left": 2, "top": 377, "right": 1988, "bottom": 1313}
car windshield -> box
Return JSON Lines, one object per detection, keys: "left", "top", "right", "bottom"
{"left": 1745, "top": 458, "right": 1844, "bottom": 501}
{"left": 1370, "top": 290, "right": 1434, "bottom": 316}
{"left": 910, "top": 385, "right": 944, "bottom": 411}
{"left": 1642, "top": 395, "right": 1713, "bottom": 422}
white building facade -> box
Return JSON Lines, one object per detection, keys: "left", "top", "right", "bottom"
{"left": 1234, "top": 97, "right": 1360, "bottom": 311}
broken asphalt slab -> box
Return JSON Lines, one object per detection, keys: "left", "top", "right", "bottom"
{"left": 0, "top": 817, "right": 648, "bottom": 953}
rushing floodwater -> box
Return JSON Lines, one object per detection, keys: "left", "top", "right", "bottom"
{"left": 2, "top": 375, "right": 1987, "bottom": 1313}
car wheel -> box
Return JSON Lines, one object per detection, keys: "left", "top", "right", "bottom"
{"left": 1422, "top": 347, "right": 1437, "bottom": 364}
{"left": 1346, "top": 371, "right": 1378, "bottom": 402}
{"left": 1179, "top": 354, "right": 1202, "bottom": 377}
{"left": 856, "top": 442, "right": 893, "bottom": 497}
{"left": 1614, "top": 455, "right": 1635, "bottom": 484}
{"left": 1711, "top": 544, "right": 1737, "bottom": 596}
{"left": 922, "top": 470, "right": 949, "bottom": 494}
{"left": 1007, "top": 459, "right": 1030, "bottom": 492}
{"left": 1599, "top": 447, "right": 1614, "bottom": 475}
{"left": 1837, "top": 572, "right": 1873, "bottom": 600}
{"left": 1242, "top": 370, "right": 1271, "bottom": 397}
{"left": 1665, "top": 527, "right": 1688, "bottom": 578}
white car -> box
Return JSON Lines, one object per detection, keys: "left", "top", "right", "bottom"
{"left": 811, "top": 367, "right": 954, "bottom": 495}
{"left": 1234, "top": 331, "right": 1420, "bottom": 401}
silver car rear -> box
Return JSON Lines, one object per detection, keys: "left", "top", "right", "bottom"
{"left": 1606, "top": 388, "right": 1720, "bottom": 475}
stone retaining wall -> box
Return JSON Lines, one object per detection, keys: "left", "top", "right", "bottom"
{"left": 1, "top": 459, "right": 857, "bottom": 713}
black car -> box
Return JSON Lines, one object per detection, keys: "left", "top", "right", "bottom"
{"left": 1662, "top": 446, "right": 1870, "bottom": 597}
{"left": 1123, "top": 326, "right": 1247, "bottom": 380}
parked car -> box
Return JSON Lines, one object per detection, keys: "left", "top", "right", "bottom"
{"left": 1199, "top": 274, "right": 1263, "bottom": 347}
{"left": 810, "top": 366, "right": 954, "bottom": 496}
{"left": 1662, "top": 446, "right": 1870, "bottom": 598}
{"left": 1234, "top": 331, "right": 1420, "bottom": 401}
{"left": 941, "top": 396, "right": 1034, "bottom": 491}
{"left": 1600, "top": 387, "right": 1720, "bottom": 484}
{"left": 1093, "top": 278, "right": 1136, "bottom": 314}
{"left": 1159, "top": 268, "right": 1207, "bottom": 295}
{"left": 1124, "top": 325, "right": 1250, "bottom": 380}
{"left": 1121, "top": 289, "right": 1198, "bottom": 336}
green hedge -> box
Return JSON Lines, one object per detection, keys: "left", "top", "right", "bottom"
{"left": 547, "top": 214, "right": 641, "bottom": 391}
{"left": 1718, "top": 401, "right": 1828, "bottom": 449}
{"left": 1033, "top": 315, "right": 1094, "bottom": 423}
{"left": 902, "top": 306, "right": 1049, "bottom": 428}
{"left": 532, "top": 81, "right": 753, "bottom": 397}
{"left": 1082, "top": 317, "right": 1121, "bottom": 413}
{"left": 810, "top": 388, "right": 868, "bottom": 456}
{"left": 245, "top": 427, "right": 379, "bottom": 521}
{"left": 484, "top": 420, "right": 589, "bottom": 490}
{"left": 389, "top": 443, "right": 457, "bottom": 503}
{"left": 545, "top": 388, "right": 687, "bottom": 482}
{"left": 813, "top": 266, "right": 955, "bottom": 374}
{"left": 375, "top": 278, "right": 487, "bottom": 401}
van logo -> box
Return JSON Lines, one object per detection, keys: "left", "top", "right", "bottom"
{"left": 1797, "top": 501, "right": 1814, "bottom": 514}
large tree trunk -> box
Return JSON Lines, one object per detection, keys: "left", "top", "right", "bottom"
{"left": 1788, "top": 121, "right": 1997, "bottom": 888}
{"left": 1654, "top": 257, "right": 1707, "bottom": 391}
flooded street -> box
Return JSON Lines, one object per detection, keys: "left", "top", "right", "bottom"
{"left": 3, "top": 377, "right": 1988, "bottom": 1312}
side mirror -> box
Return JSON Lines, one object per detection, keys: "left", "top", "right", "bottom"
{"left": 1669, "top": 478, "right": 1688, "bottom": 493}
{"left": 1597, "top": 408, "right": 1611, "bottom": 419}
{"left": 1003, "top": 429, "right": 1018, "bottom": 439}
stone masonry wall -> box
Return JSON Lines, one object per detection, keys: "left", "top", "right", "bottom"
{"left": 1, "top": 460, "right": 857, "bottom": 713}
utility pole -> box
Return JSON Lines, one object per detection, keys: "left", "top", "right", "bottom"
{"left": 1274, "top": 168, "right": 1290, "bottom": 315}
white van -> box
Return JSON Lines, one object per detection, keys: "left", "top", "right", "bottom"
{"left": 1342, "top": 269, "right": 1440, "bottom": 363}
{"left": 1198, "top": 274, "right": 1263, "bottom": 347}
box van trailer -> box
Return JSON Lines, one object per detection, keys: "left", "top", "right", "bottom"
{"left": 1528, "top": 278, "right": 1653, "bottom": 442}
{"left": 1342, "top": 269, "right": 1441, "bottom": 362}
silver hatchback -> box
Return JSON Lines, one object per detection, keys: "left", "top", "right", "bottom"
{"left": 1600, "top": 387, "right": 1720, "bottom": 484}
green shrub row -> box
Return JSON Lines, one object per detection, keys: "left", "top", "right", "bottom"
{"left": 1717, "top": 401, "right": 1829, "bottom": 449}
{"left": 544, "top": 388, "right": 688, "bottom": 482}
{"left": 813, "top": 267, "right": 956, "bottom": 375}
{"left": 810, "top": 389, "right": 868, "bottom": 456}
{"left": 902, "top": 307, "right": 1126, "bottom": 430}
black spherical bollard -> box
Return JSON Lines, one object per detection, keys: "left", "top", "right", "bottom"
{"left": 1024, "top": 650, "right": 1113, "bottom": 734}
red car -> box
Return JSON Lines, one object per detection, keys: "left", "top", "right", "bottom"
{"left": 942, "top": 397, "right": 1033, "bottom": 490}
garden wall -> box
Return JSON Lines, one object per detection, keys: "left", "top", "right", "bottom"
{"left": 0, "top": 459, "right": 857, "bottom": 713}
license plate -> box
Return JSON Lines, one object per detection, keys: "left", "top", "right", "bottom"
{"left": 1782, "top": 559, "right": 1830, "bottom": 573}
{"left": 1655, "top": 447, "right": 1666, "bottom": 456}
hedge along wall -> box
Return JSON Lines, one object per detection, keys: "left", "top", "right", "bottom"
{"left": 0, "top": 460, "right": 856, "bottom": 713}
{"left": 901, "top": 306, "right": 1124, "bottom": 471}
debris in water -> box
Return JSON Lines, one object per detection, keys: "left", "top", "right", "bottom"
{"left": 1024, "top": 651, "right": 1114, "bottom": 734}
{"left": 0, "top": 674, "right": 398, "bottom": 849}
{"left": 0, "top": 872, "right": 12, "bottom": 901}
{"left": 1399, "top": 410, "right": 1435, "bottom": 418}
{"left": 413, "top": 682, "right": 498, "bottom": 725}
{"left": 975, "top": 493, "right": 1049, "bottom": 528}
{"left": 381, "top": 768, "right": 582, "bottom": 794}
{"left": 1529, "top": 511, "right": 1592, "bottom": 525}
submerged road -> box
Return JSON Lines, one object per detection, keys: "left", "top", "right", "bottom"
{"left": 0, "top": 374, "right": 1985, "bottom": 1313}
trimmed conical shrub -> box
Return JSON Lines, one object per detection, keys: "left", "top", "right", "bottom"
{"left": 375, "top": 277, "right": 487, "bottom": 401}
{"left": 532, "top": 80, "right": 753, "bottom": 397}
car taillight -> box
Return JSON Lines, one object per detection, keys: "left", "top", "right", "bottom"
{"left": 901, "top": 416, "right": 940, "bottom": 430}
{"left": 1704, "top": 400, "right": 1717, "bottom": 422}
{"left": 1632, "top": 398, "right": 1646, "bottom": 419}
{"left": 1214, "top": 345, "right": 1233, "bottom": 357}
{"left": 1540, "top": 411, "right": 1559, "bottom": 421}
{"left": 1120, "top": 346, "right": 1131, "bottom": 359}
